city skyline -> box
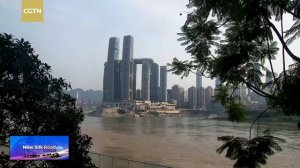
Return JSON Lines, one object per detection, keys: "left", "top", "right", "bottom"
{"left": 0, "top": 0, "right": 297, "bottom": 91}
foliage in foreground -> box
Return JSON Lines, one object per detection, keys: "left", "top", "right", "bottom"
{"left": 217, "top": 135, "right": 285, "bottom": 168}
{"left": 0, "top": 33, "right": 95, "bottom": 167}
{"left": 169, "top": 0, "right": 300, "bottom": 167}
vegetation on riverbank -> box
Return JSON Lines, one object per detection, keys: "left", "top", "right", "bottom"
{"left": 0, "top": 33, "right": 95, "bottom": 167}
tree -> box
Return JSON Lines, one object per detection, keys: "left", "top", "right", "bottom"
{"left": 0, "top": 33, "right": 95, "bottom": 168}
{"left": 169, "top": 0, "right": 300, "bottom": 167}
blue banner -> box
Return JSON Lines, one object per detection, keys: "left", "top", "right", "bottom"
{"left": 10, "top": 136, "right": 69, "bottom": 160}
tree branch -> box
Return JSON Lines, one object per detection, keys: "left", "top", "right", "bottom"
{"left": 243, "top": 80, "right": 283, "bottom": 105}
{"left": 257, "top": 119, "right": 259, "bottom": 137}
{"left": 266, "top": 35, "right": 276, "bottom": 81}
{"left": 274, "top": 2, "right": 300, "bottom": 20}
{"left": 249, "top": 106, "right": 273, "bottom": 139}
{"left": 281, "top": 11, "right": 287, "bottom": 83}
{"left": 217, "top": 20, "right": 229, "bottom": 28}
{"left": 190, "top": 70, "right": 210, "bottom": 78}
{"left": 264, "top": 20, "right": 282, "bottom": 94}
{"left": 210, "top": 53, "right": 217, "bottom": 59}
{"left": 243, "top": 80, "right": 273, "bottom": 98}
{"left": 266, "top": 18, "right": 300, "bottom": 63}
{"left": 230, "top": 84, "right": 239, "bottom": 99}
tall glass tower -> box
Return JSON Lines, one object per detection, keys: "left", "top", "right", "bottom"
{"left": 120, "top": 35, "right": 134, "bottom": 100}
{"left": 103, "top": 37, "right": 119, "bottom": 102}
{"left": 160, "top": 66, "right": 167, "bottom": 102}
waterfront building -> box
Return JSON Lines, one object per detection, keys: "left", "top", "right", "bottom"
{"left": 159, "top": 66, "right": 167, "bottom": 102}
{"left": 195, "top": 70, "right": 205, "bottom": 109}
{"left": 215, "top": 77, "right": 222, "bottom": 89}
{"left": 142, "top": 60, "right": 151, "bottom": 100}
{"left": 103, "top": 37, "right": 119, "bottom": 102}
{"left": 207, "top": 77, "right": 225, "bottom": 116}
{"left": 167, "top": 89, "right": 172, "bottom": 102}
{"left": 103, "top": 36, "right": 164, "bottom": 103}
{"left": 205, "top": 86, "right": 213, "bottom": 108}
{"left": 197, "top": 87, "right": 206, "bottom": 110}
{"left": 172, "top": 85, "right": 185, "bottom": 107}
{"left": 150, "top": 63, "right": 159, "bottom": 102}
{"left": 120, "top": 35, "right": 134, "bottom": 100}
{"left": 196, "top": 70, "right": 202, "bottom": 89}
{"left": 136, "top": 89, "right": 141, "bottom": 100}
{"left": 188, "top": 86, "right": 197, "bottom": 109}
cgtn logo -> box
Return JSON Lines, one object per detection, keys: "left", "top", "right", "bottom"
{"left": 22, "top": 0, "right": 44, "bottom": 22}
{"left": 23, "top": 8, "right": 42, "bottom": 14}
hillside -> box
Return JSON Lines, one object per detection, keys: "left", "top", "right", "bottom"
{"left": 64, "top": 88, "right": 103, "bottom": 102}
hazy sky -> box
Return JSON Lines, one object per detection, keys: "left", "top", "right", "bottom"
{"left": 0, "top": 0, "right": 298, "bottom": 91}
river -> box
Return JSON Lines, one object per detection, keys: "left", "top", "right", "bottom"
{"left": 81, "top": 116, "right": 300, "bottom": 168}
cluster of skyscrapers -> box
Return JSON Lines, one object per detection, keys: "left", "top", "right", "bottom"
{"left": 169, "top": 74, "right": 216, "bottom": 110}
{"left": 102, "top": 36, "right": 266, "bottom": 111}
{"left": 103, "top": 35, "right": 167, "bottom": 102}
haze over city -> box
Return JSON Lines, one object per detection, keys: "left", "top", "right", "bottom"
{"left": 0, "top": 0, "right": 298, "bottom": 91}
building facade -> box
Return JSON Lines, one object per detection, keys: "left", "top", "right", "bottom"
{"left": 188, "top": 86, "right": 197, "bottom": 109}
{"left": 150, "top": 63, "right": 159, "bottom": 102}
{"left": 159, "top": 66, "right": 167, "bottom": 102}
{"left": 172, "top": 84, "right": 185, "bottom": 107}
{"left": 103, "top": 37, "right": 119, "bottom": 102}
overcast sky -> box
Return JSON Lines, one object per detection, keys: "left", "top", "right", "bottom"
{"left": 0, "top": 0, "right": 299, "bottom": 91}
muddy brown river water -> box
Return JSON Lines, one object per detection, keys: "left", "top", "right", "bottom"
{"left": 81, "top": 116, "right": 300, "bottom": 168}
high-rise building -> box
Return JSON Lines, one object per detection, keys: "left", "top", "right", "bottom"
{"left": 160, "top": 66, "right": 167, "bottom": 102}
{"left": 196, "top": 70, "right": 202, "bottom": 89}
{"left": 240, "top": 84, "right": 247, "bottom": 104}
{"left": 208, "top": 77, "right": 225, "bottom": 115}
{"left": 150, "top": 63, "right": 159, "bottom": 102}
{"left": 142, "top": 61, "right": 151, "bottom": 100}
{"left": 136, "top": 89, "right": 141, "bottom": 100}
{"left": 179, "top": 87, "right": 185, "bottom": 107}
{"left": 184, "top": 90, "right": 188, "bottom": 103}
{"left": 103, "top": 37, "right": 119, "bottom": 102}
{"left": 103, "top": 36, "right": 161, "bottom": 103}
{"left": 197, "top": 87, "right": 205, "bottom": 109}
{"left": 205, "top": 86, "right": 213, "bottom": 108}
{"left": 196, "top": 70, "right": 203, "bottom": 109}
{"left": 167, "top": 89, "right": 172, "bottom": 102}
{"left": 172, "top": 85, "right": 185, "bottom": 107}
{"left": 113, "top": 60, "right": 121, "bottom": 101}
{"left": 188, "top": 86, "right": 197, "bottom": 109}
{"left": 121, "top": 35, "right": 134, "bottom": 100}
{"left": 215, "top": 77, "right": 222, "bottom": 89}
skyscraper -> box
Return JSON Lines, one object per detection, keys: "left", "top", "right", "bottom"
{"left": 197, "top": 87, "right": 205, "bottom": 109}
{"left": 120, "top": 35, "right": 134, "bottom": 100}
{"left": 103, "top": 36, "right": 161, "bottom": 102}
{"left": 196, "top": 70, "right": 203, "bottom": 108}
{"left": 172, "top": 85, "right": 185, "bottom": 107}
{"left": 160, "top": 66, "right": 167, "bottom": 102}
{"left": 136, "top": 89, "right": 141, "bottom": 100}
{"left": 188, "top": 86, "right": 197, "bottom": 109}
{"left": 150, "top": 63, "right": 159, "bottom": 102}
{"left": 167, "top": 89, "right": 172, "bottom": 102}
{"left": 215, "top": 77, "right": 222, "bottom": 89}
{"left": 205, "top": 86, "right": 213, "bottom": 108}
{"left": 103, "top": 37, "right": 119, "bottom": 102}
{"left": 142, "top": 61, "right": 151, "bottom": 100}
{"left": 196, "top": 70, "right": 202, "bottom": 89}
